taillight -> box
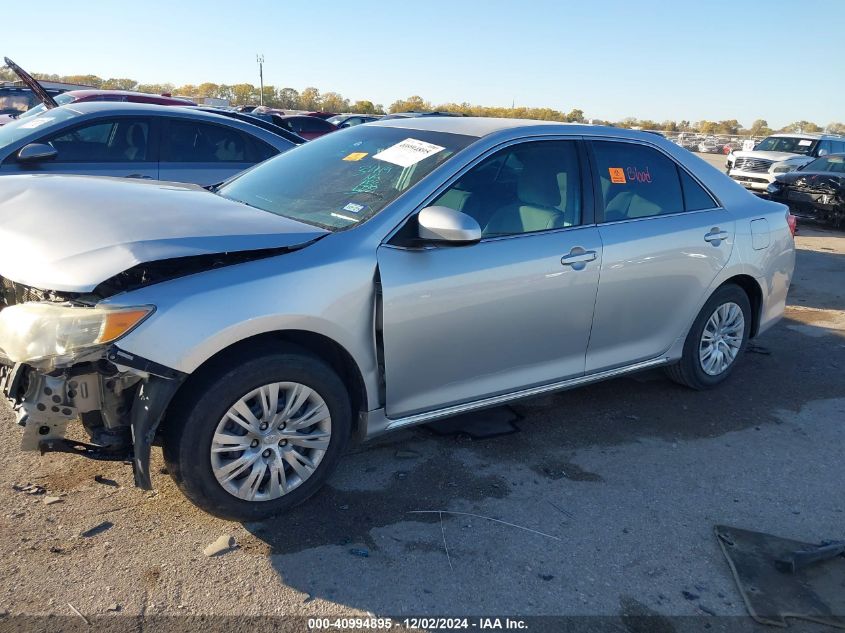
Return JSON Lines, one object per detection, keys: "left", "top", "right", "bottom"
{"left": 786, "top": 210, "right": 797, "bottom": 236}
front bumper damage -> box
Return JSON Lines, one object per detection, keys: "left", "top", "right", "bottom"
{"left": 1, "top": 346, "right": 185, "bottom": 489}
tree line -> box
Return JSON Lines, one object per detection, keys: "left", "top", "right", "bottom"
{"left": 2, "top": 67, "right": 842, "bottom": 136}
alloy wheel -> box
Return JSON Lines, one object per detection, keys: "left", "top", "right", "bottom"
{"left": 699, "top": 302, "right": 745, "bottom": 376}
{"left": 210, "top": 382, "right": 331, "bottom": 501}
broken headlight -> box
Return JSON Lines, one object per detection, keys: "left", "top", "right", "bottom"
{"left": 0, "top": 303, "right": 153, "bottom": 364}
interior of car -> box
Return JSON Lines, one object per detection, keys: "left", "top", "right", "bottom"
{"left": 432, "top": 141, "right": 582, "bottom": 237}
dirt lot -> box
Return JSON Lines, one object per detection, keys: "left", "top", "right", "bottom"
{"left": 0, "top": 196, "right": 843, "bottom": 630}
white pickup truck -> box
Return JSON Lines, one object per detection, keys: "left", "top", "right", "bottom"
{"left": 726, "top": 133, "right": 845, "bottom": 193}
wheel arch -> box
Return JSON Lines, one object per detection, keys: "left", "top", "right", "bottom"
{"left": 718, "top": 274, "right": 763, "bottom": 337}
{"left": 160, "top": 330, "right": 369, "bottom": 441}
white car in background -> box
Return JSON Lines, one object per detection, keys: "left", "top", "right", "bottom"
{"left": 726, "top": 133, "right": 845, "bottom": 192}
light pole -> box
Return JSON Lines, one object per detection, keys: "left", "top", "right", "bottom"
{"left": 256, "top": 54, "right": 265, "bottom": 106}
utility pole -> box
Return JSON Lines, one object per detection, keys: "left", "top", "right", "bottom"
{"left": 256, "top": 54, "right": 265, "bottom": 106}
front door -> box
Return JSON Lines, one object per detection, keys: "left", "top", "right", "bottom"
{"left": 378, "top": 139, "right": 602, "bottom": 418}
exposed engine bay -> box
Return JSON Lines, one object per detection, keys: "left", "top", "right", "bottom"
{"left": 0, "top": 249, "right": 295, "bottom": 488}
{"left": 770, "top": 173, "right": 845, "bottom": 228}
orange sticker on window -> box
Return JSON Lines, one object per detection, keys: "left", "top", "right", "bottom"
{"left": 343, "top": 152, "right": 368, "bottom": 161}
{"left": 608, "top": 167, "right": 626, "bottom": 184}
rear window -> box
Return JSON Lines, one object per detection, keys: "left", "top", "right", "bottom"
{"left": 592, "top": 141, "right": 685, "bottom": 221}
{"left": 163, "top": 119, "right": 275, "bottom": 163}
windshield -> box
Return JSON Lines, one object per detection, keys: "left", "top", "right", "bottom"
{"left": 17, "top": 93, "right": 76, "bottom": 120}
{"left": 217, "top": 126, "right": 475, "bottom": 230}
{"left": 754, "top": 136, "right": 817, "bottom": 155}
{"left": 0, "top": 92, "right": 39, "bottom": 116}
{"left": 803, "top": 155, "right": 845, "bottom": 173}
{"left": 0, "top": 107, "right": 80, "bottom": 148}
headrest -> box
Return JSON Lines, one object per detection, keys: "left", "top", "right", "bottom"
{"left": 517, "top": 168, "right": 561, "bottom": 208}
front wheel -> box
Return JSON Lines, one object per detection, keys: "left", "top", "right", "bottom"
{"left": 163, "top": 349, "right": 351, "bottom": 520}
{"left": 666, "top": 284, "right": 752, "bottom": 390}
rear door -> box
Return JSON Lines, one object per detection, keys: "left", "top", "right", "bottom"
{"left": 8, "top": 116, "right": 159, "bottom": 179}
{"left": 158, "top": 118, "right": 274, "bottom": 185}
{"left": 584, "top": 139, "right": 735, "bottom": 372}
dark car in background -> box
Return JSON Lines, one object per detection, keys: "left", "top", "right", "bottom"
{"left": 0, "top": 86, "right": 64, "bottom": 120}
{"left": 767, "top": 154, "right": 845, "bottom": 227}
{"left": 190, "top": 107, "right": 306, "bottom": 145}
{"left": 302, "top": 111, "right": 337, "bottom": 120}
{"left": 327, "top": 114, "right": 380, "bottom": 128}
{"left": 0, "top": 102, "right": 297, "bottom": 186}
{"left": 253, "top": 113, "right": 337, "bottom": 140}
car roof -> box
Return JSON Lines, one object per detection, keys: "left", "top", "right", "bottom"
{"left": 369, "top": 115, "right": 656, "bottom": 141}
{"left": 58, "top": 101, "right": 253, "bottom": 121}
{"left": 769, "top": 132, "right": 836, "bottom": 140}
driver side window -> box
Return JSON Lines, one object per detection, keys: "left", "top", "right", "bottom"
{"left": 430, "top": 141, "right": 582, "bottom": 237}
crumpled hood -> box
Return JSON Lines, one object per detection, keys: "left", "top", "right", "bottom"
{"left": 732, "top": 150, "right": 808, "bottom": 163}
{"left": 0, "top": 174, "right": 328, "bottom": 293}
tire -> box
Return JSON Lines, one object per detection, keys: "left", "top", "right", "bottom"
{"left": 163, "top": 349, "right": 351, "bottom": 520}
{"left": 666, "top": 284, "right": 752, "bottom": 390}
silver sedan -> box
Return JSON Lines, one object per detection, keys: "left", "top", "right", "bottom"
{"left": 0, "top": 117, "right": 795, "bottom": 519}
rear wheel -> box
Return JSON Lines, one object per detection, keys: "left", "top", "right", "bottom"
{"left": 163, "top": 350, "right": 351, "bottom": 520}
{"left": 666, "top": 284, "right": 752, "bottom": 390}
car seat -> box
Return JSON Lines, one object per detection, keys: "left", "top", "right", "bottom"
{"left": 483, "top": 167, "right": 566, "bottom": 236}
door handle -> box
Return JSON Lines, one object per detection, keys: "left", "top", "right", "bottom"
{"left": 704, "top": 229, "right": 729, "bottom": 243}
{"left": 126, "top": 174, "right": 152, "bottom": 179}
{"left": 561, "top": 249, "right": 597, "bottom": 266}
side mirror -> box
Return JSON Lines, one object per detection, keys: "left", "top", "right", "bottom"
{"left": 417, "top": 206, "right": 481, "bottom": 244}
{"left": 17, "top": 143, "right": 57, "bottom": 163}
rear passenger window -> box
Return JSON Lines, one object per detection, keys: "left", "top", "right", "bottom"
{"left": 592, "top": 141, "right": 683, "bottom": 221}
{"left": 679, "top": 170, "right": 717, "bottom": 211}
{"left": 164, "top": 120, "right": 265, "bottom": 163}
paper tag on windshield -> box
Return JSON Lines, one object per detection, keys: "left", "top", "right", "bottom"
{"left": 798, "top": 139, "right": 813, "bottom": 146}
{"left": 19, "top": 118, "right": 53, "bottom": 129}
{"left": 373, "top": 138, "right": 444, "bottom": 167}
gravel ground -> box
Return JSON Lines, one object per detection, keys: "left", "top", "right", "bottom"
{"left": 0, "top": 206, "right": 842, "bottom": 631}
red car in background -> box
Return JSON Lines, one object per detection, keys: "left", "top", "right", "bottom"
{"left": 302, "top": 111, "right": 338, "bottom": 120}
{"left": 251, "top": 111, "right": 338, "bottom": 140}
{"left": 9, "top": 90, "right": 196, "bottom": 124}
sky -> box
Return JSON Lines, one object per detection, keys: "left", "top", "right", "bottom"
{"left": 3, "top": 0, "right": 843, "bottom": 128}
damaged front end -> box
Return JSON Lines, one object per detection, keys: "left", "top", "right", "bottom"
{"left": 770, "top": 174, "right": 845, "bottom": 228}
{"left": 0, "top": 275, "right": 185, "bottom": 489}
